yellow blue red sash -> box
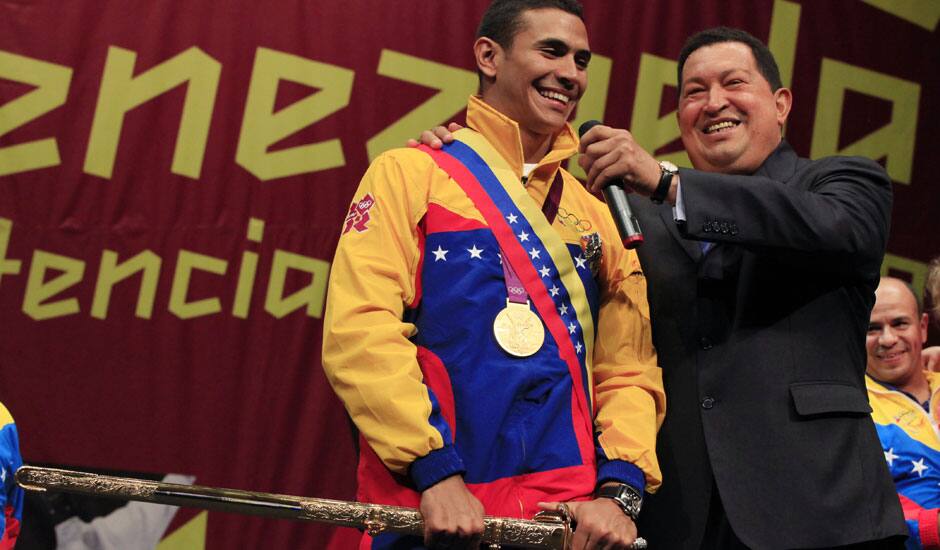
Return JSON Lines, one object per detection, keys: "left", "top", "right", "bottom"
{"left": 418, "top": 129, "right": 597, "bottom": 447}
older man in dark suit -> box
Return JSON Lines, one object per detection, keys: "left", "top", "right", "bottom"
{"left": 578, "top": 27, "right": 907, "bottom": 549}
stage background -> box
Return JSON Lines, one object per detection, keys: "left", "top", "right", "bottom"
{"left": 1, "top": 1, "right": 937, "bottom": 547}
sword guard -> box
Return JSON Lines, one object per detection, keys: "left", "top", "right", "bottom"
{"left": 363, "top": 508, "right": 388, "bottom": 536}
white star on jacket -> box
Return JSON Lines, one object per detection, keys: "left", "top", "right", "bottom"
{"left": 529, "top": 248, "right": 541, "bottom": 259}
{"left": 432, "top": 246, "right": 449, "bottom": 262}
{"left": 539, "top": 266, "right": 551, "bottom": 277}
{"left": 518, "top": 231, "right": 529, "bottom": 242}
{"left": 506, "top": 213, "right": 518, "bottom": 224}
{"left": 467, "top": 244, "right": 484, "bottom": 259}
{"left": 911, "top": 457, "right": 929, "bottom": 477}
{"left": 549, "top": 285, "right": 560, "bottom": 297}
{"left": 575, "top": 256, "right": 587, "bottom": 269}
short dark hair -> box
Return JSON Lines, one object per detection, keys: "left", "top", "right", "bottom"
{"left": 677, "top": 27, "right": 783, "bottom": 92}
{"left": 476, "top": 0, "right": 583, "bottom": 49}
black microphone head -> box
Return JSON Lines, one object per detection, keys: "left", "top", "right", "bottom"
{"left": 578, "top": 120, "right": 602, "bottom": 138}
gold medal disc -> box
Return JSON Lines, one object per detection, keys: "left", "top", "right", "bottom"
{"left": 493, "top": 300, "right": 544, "bottom": 357}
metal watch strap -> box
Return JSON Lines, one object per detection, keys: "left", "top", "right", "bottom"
{"left": 596, "top": 483, "right": 642, "bottom": 522}
{"left": 650, "top": 161, "right": 677, "bottom": 204}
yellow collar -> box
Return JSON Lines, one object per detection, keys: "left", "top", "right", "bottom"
{"left": 465, "top": 95, "right": 579, "bottom": 181}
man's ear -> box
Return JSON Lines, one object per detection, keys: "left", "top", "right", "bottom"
{"left": 474, "top": 37, "right": 501, "bottom": 79}
{"left": 774, "top": 87, "right": 793, "bottom": 127}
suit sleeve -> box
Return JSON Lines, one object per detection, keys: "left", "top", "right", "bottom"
{"left": 591, "top": 208, "right": 666, "bottom": 494}
{"left": 321, "top": 149, "right": 465, "bottom": 491}
{"left": 0, "top": 403, "right": 23, "bottom": 550}
{"left": 677, "top": 154, "right": 891, "bottom": 266}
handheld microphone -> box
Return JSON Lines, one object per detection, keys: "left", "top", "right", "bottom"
{"left": 578, "top": 120, "right": 643, "bottom": 249}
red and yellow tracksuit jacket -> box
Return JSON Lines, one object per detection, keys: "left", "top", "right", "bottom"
{"left": 323, "top": 96, "right": 664, "bottom": 548}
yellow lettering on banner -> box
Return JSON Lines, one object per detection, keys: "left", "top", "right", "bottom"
{"left": 811, "top": 59, "right": 920, "bottom": 184}
{"left": 232, "top": 217, "right": 265, "bottom": 318}
{"left": 264, "top": 251, "right": 329, "bottom": 318}
{"left": 882, "top": 253, "right": 928, "bottom": 297}
{"left": 862, "top": 0, "right": 940, "bottom": 32}
{"left": 366, "top": 50, "right": 477, "bottom": 161}
{"left": 0, "top": 51, "right": 72, "bottom": 176}
{"left": 0, "top": 218, "right": 22, "bottom": 286}
{"left": 84, "top": 46, "right": 221, "bottom": 180}
{"left": 91, "top": 250, "right": 161, "bottom": 320}
{"left": 23, "top": 250, "right": 85, "bottom": 320}
{"left": 767, "top": 0, "right": 801, "bottom": 89}
{"left": 168, "top": 250, "right": 228, "bottom": 319}
{"left": 629, "top": 53, "right": 690, "bottom": 168}
{"left": 236, "top": 48, "right": 354, "bottom": 180}
{"left": 568, "top": 54, "right": 612, "bottom": 180}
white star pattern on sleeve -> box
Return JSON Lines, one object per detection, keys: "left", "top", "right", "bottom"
{"left": 432, "top": 246, "right": 449, "bottom": 262}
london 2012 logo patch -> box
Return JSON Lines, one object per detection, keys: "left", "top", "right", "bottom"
{"left": 342, "top": 193, "right": 375, "bottom": 234}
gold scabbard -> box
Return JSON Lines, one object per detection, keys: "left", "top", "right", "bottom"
{"left": 15, "top": 466, "right": 571, "bottom": 549}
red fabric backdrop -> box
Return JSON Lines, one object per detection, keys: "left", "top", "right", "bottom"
{"left": 0, "top": 1, "right": 936, "bottom": 547}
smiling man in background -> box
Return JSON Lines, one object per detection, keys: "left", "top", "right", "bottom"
{"left": 866, "top": 277, "right": 940, "bottom": 550}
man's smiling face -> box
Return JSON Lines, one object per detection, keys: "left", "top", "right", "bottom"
{"left": 481, "top": 7, "right": 590, "bottom": 139}
{"left": 677, "top": 41, "right": 791, "bottom": 174}
{"left": 866, "top": 278, "right": 929, "bottom": 387}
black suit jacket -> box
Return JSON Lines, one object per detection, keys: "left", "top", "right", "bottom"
{"left": 631, "top": 142, "right": 907, "bottom": 549}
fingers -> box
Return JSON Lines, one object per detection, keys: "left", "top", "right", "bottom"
{"left": 567, "top": 499, "right": 638, "bottom": 550}
{"left": 419, "top": 476, "right": 484, "bottom": 548}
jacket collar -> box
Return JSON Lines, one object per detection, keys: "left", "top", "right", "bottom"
{"left": 465, "top": 95, "right": 578, "bottom": 181}
{"left": 754, "top": 140, "right": 800, "bottom": 182}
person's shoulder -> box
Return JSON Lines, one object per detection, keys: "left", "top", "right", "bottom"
{"left": 371, "top": 146, "right": 439, "bottom": 167}
{"left": 0, "top": 402, "right": 12, "bottom": 427}
{"left": 926, "top": 369, "right": 940, "bottom": 387}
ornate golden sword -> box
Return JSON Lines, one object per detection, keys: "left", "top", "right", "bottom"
{"left": 15, "top": 465, "right": 648, "bottom": 549}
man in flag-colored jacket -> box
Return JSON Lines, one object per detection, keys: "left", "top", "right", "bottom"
{"left": 866, "top": 277, "right": 940, "bottom": 549}
{"left": 321, "top": 1, "right": 664, "bottom": 549}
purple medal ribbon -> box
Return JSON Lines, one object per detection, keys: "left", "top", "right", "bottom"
{"left": 501, "top": 251, "right": 528, "bottom": 305}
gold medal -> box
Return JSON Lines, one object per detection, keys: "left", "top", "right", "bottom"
{"left": 493, "top": 299, "right": 545, "bottom": 357}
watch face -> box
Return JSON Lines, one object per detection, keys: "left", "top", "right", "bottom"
{"left": 660, "top": 160, "right": 678, "bottom": 173}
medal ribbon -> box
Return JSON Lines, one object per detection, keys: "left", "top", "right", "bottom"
{"left": 501, "top": 249, "right": 528, "bottom": 305}
{"left": 417, "top": 130, "right": 597, "bottom": 453}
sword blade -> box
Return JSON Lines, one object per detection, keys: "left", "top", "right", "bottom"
{"left": 15, "top": 465, "right": 570, "bottom": 549}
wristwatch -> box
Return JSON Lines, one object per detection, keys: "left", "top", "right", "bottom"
{"left": 596, "top": 483, "right": 643, "bottom": 521}
{"left": 650, "top": 160, "right": 678, "bottom": 204}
